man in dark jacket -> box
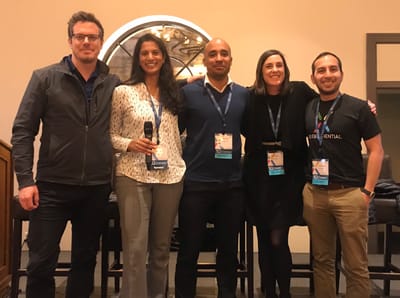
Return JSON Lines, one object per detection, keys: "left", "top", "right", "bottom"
{"left": 11, "top": 11, "right": 119, "bottom": 298}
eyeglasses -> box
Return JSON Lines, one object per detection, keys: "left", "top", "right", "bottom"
{"left": 72, "top": 34, "right": 101, "bottom": 42}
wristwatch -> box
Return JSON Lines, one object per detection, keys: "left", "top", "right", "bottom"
{"left": 361, "top": 187, "right": 376, "bottom": 199}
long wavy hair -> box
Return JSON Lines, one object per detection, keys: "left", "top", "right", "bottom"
{"left": 251, "top": 49, "right": 291, "bottom": 96}
{"left": 125, "top": 33, "right": 182, "bottom": 114}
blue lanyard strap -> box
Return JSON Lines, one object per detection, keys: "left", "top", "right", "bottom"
{"left": 149, "top": 97, "right": 163, "bottom": 144}
{"left": 205, "top": 83, "right": 233, "bottom": 131}
{"left": 267, "top": 101, "right": 282, "bottom": 142}
{"left": 314, "top": 94, "right": 341, "bottom": 147}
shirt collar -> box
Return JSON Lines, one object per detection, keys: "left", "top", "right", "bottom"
{"left": 65, "top": 55, "right": 99, "bottom": 80}
{"left": 204, "top": 74, "right": 232, "bottom": 93}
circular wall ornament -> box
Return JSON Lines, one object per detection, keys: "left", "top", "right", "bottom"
{"left": 99, "top": 15, "right": 211, "bottom": 81}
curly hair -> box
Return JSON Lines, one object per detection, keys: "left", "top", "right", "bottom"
{"left": 126, "top": 33, "right": 182, "bottom": 114}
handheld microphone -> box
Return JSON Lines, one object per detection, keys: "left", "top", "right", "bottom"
{"left": 144, "top": 121, "right": 153, "bottom": 170}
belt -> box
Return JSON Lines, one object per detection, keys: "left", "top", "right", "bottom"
{"left": 317, "top": 183, "right": 349, "bottom": 190}
{"left": 261, "top": 141, "right": 282, "bottom": 146}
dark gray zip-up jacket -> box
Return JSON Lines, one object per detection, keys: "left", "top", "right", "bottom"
{"left": 11, "top": 56, "right": 120, "bottom": 189}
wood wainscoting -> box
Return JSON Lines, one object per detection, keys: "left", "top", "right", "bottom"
{"left": 0, "top": 140, "right": 13, "bottom": 296}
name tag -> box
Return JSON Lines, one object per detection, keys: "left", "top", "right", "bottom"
{"left": 267, "top": 150, "right": 285, "bottom": 176}
{"left": 312, "top": 159, "right": 329, "bottom": 185}
{"left": 214, "top": 133, "right": 232, "bottom": 159}
{"left": 150, "top": 145, "right": 168, "bottom": 170}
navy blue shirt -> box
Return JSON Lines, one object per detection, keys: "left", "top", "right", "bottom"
{"left": 66, "top": 55, "right": 99, "bottom": 100}
{"left": 179, "top": 79, "right": 249, "bottom": 182}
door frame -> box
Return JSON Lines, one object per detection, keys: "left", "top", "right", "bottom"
{"left": 366, "top": 33, "right": 400, "bottom": 102}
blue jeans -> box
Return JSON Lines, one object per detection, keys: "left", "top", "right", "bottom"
{"left": 26, "top": 181, "right": 110, "bottom": 298}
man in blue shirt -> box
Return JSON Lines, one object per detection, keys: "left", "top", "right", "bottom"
{"left": 175, "top": 38, "right": 249, "bottom": 298}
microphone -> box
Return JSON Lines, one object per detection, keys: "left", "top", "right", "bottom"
{"left": 144, "top": 121, "right": 153, "bottom": 170}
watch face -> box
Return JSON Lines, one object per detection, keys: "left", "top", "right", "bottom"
{"left": 361, "top": 188, "right": 369, "bottom": 195}
{"left": 361, "top": 187, "right": 375, "bottom": 198}
{"left": 99, "top": 16, "right": 210, "bottom": 82}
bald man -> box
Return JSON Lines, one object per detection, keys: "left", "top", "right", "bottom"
{"left": 175, "top": 38, "right": 250, "bottom": 298}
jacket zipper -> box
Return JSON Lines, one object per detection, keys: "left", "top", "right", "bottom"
{"left": 79, "top": 76, "right": 106, "bottom": 183}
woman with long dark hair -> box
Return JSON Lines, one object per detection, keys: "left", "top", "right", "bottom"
{"left": 110, "top": 33, "right": 186, "bottom": 297}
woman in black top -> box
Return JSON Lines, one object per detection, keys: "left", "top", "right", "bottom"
{"left": 242, "top": 49, "right": 317, "bottom": 298}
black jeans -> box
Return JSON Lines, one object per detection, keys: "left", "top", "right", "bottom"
{"left": 175, "top": 181, "right": 244, "bottom": 298}
{"left": 26, "top": 181, "right": 110, "bottom": 298}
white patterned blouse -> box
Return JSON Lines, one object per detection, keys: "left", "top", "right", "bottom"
{"left": 110, "top": 82, "right": 186, "bottom": 184}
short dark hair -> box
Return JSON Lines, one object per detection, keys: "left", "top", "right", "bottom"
{"left": 67, "top": 11, "right": 104, "bottom": 40}
{"left": 311, "top": 51, "right": 343, "bottom": 73}
{"left": 252, "top": 49, "right": 291, "bottom": 96}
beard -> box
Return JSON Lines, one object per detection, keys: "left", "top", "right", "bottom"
{"left": 319, "top": 89, "right": 338, "bottom": 97}
{"left": 79, "top": 55, "right": 97, "bottom": 64}
{"left": 318, "top": 85, "right": 340, "bottom": 97}
{"left": 73, "top": 46, "right": 99, "bottom": 65}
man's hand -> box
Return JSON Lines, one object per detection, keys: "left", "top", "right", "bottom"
{"left": 187, "top": 75, "right": 204, "bottom": 84}
{"left": 361, "top": 192, "right": 371, "bottom": 206}
{"left": 367, "top": 99, "right": 377, "bottom": 115}
{"left": 18, "top": 185, "right": 39, "bottom": 211}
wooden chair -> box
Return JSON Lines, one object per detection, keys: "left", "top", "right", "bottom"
{"left": 10, "top": 197, "right": 71, "bottom": 298}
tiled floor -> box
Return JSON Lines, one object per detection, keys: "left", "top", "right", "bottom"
{"left": 10, "top": 251, "right": 400, "bottom": 297}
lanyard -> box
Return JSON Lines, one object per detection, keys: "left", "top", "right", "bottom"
{"left": 149, "top": 96, "right": 163, "bottom": 144}
{"left": 314, "top": 94, "right": 341, "bottom": 147}
{"left": 267, "top": 101, "right": 282, "bottom": 142}
{"left": 205, "top": 84, "right": 233, "bottom": 131}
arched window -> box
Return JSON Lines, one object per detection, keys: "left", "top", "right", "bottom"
{"left": 99, "top": 15, "right": 211, "bottom": 82}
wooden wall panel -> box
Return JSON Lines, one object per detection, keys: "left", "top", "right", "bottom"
{"left": 0, "top": 140, "right": 12, "bottom": 296}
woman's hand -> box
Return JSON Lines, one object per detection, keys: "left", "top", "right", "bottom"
{"left": 127, "top": 138, "right": 157, "bottom": 154}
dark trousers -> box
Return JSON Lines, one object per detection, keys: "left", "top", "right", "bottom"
{"left": 175, "top": 181, "right": 244, "bottom": 298}
{"left": 26, "top": 181, "right": 110, "bottom": 298}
